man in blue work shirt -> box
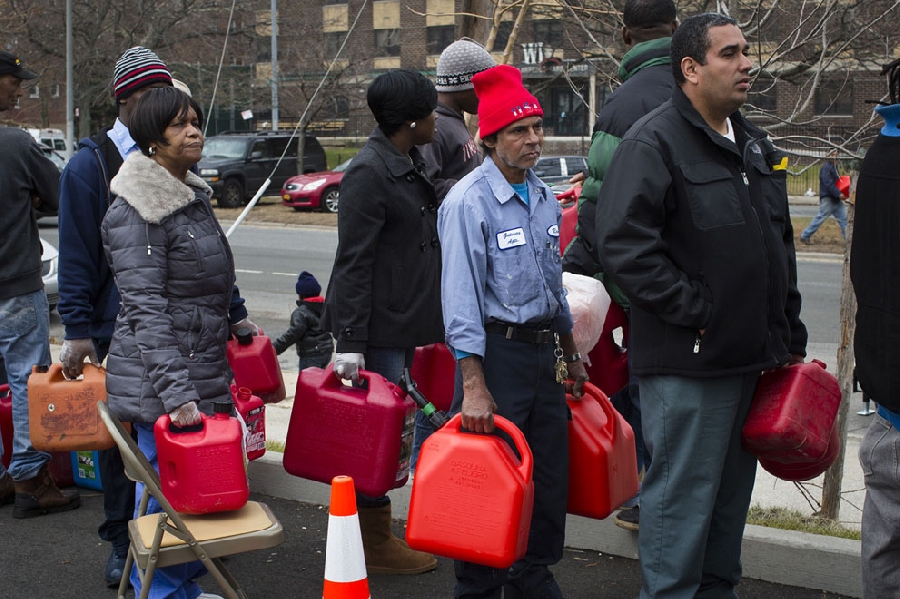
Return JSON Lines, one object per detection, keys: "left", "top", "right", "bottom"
{"left": 438, "top": 63, "right": 588, "bottom": 599}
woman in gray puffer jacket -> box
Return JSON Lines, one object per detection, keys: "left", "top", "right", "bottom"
{"left": 101, "top": 86, "right": 242, "bottom": 598}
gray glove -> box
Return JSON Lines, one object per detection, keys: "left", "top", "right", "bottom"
{"left": 230, "top": 317, "right": 260, "bottom": 337}
{"left": 333, "top": 353, "right": 365, "bottom": 383}
{"left": 169, "top": 401, "right": 202, "bottom": 427}
{"left": 59, "top": 338, "right": 100, "bottom": 380}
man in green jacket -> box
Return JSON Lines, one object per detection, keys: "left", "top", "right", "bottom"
{"left": 562, "top": 0, "right": 678, "bottom": 531}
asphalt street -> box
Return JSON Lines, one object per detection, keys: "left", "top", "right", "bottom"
{"left": 0, "top": 491, "right": 854, "bottom": 599}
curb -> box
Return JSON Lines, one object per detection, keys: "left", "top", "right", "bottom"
{"left": 248, "top": 452, "right": 863, "bottom": 598}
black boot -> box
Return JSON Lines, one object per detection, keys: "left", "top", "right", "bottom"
{"left": 12, "top": 463, "right": 80, "bottom": 518}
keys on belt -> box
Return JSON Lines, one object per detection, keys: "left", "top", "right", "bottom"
{"left": 484, "top": 322, "right": 553, "bottom": 344}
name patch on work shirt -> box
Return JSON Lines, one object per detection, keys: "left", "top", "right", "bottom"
{"left": 497, "top": 227, "right": 526, "bottom": 250}
{"left": 547, "top": 224, "right": 559, "bottom": 237}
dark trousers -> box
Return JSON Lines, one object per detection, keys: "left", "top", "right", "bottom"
{"left": 451, "top": 333, "right": 568, "bottom": 599}
{"left": 94, "top": 338, "right": 135, "bottom": 547}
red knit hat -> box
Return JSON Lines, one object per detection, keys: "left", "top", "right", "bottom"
{"left": 473, "top": 64, "right": 543, "bottom": 138}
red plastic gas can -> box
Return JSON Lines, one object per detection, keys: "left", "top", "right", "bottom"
{"left": 154, "top": 403, "right": 249, "bottom": 514}
{"left": 567, "top": 382, "right": 640, "bottom": 519}
{"left": 742, "top": 360, "right": 841, "bottom": 481}
{"left": 231, "top": 385, "right": 266, "bottom": 461}
{"left": 405, "top": 413, "right": 534, "bottom": 569}
{"left": 283, "top": 365, "right": 416, "bottom": 496}
{"left": 226, "top": 328, "right": 286, "bottom": 404}
{"left": 410, "top": 343, "right": 456, "bottom": 412}
{"left": 584, "top": 303, "right": 630, "bottom": 397}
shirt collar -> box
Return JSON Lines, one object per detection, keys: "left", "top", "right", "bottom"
{"left": 106, "top": 118, "right": 140, "bottom": 160}
{"left": 482, "top": 156, "right": 548, "bottom": 206}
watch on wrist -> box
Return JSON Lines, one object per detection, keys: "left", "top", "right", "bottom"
{"left": 562, "top": 352, "right": 582, "bottom": 363}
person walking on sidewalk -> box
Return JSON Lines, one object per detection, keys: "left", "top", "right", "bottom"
{"left": 800, "top": 149, "right": 847, "bottom": 244}
{"left": 0, "top": 50, "right": 79, "bottom": 518}
{"left": 439, "top": 63, "right": 588, "bottom": 599}
{"left": 272, "top": 271, "right": 334, "bottom": 370}
{"left": 596, "top": 14, "right": 807, "bottom": 597}
{"left": 323, "top": 68, "right": 442, "bottom": 576}
{"left": 563, "top": 0, "right": 680, "bottom": 532}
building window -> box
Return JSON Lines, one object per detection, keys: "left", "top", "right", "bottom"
{"left": 494, "top": 21, "right": 514, "bottom": 50}
{"left": 427, "top": 25, "right": 455, "bottom": 56}
{"left": 29, "top": 85, "right": 39, "bottom": 99}
{"left": 375, "top": 29, "right": 401, "bottom": 57}
{"left": 325, "top": 0, "right": 346, "bottom": 4}
{"left": 533, "top": 20, "right": 563, "bottom": 48}
{"left": 815, "top": 79, "right": 852, "bottom": 116}
{"left": 50, "top": 84, "right": 60, "bottom": 98}
{"left": 325, "top": 32, "right": 345, "bottom": 57}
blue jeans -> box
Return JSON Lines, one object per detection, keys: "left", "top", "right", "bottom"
{"left": 131, "top": 423, "right": 208, "bottom": 599}
{"left": 859, "top": 411, "right": 900, "bottom": 598}
{"left": 0, "top": 291, "right": 52, "bottom": 481}
{"left": 356, "top": 346, "right": 415, "bottom": 509}
{"left": 638, "top": 373, "right": 758, "bottom": 599}
{"left": 801, "top": 196, "right": 847, "bottom": 239}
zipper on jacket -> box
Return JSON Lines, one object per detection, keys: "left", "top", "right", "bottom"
{"left": 693, "top": 333, "right": 701, "bottom": 354}
{"left": 145, "top": 223, "right": 151, "bottom": 255}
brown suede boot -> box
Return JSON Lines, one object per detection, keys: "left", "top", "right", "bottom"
{"left": 0, "top": 472, "right": 13, "bottom": 506}
{"left": 358, "top": 504, "right": 437, "bottom": 575}
{"left": 13, "top": 463, "right": 80, "bottom": 518}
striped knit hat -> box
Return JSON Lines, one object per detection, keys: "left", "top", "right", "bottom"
{"left": 112, "top": 47, "right": 172, "bottom": 101}
{"left": 435, "top": 38, "right": 495, "bottom": 92}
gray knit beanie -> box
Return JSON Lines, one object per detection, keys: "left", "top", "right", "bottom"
{"left": 435, "top": 38, "right": 496, "bottom": 92}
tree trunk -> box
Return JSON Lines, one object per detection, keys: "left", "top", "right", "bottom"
{"left": 295, "top": 124, "right": 307, "bottom": 174}
{"left": 820, "top": 171, "right": 858, "bottom": 520}
{"left": 460, "top": 0, "right": 494, "bottom": 43}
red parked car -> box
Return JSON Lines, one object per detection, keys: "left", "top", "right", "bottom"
{"left": 280, "top": 158, "right": 351, "bottom": 214}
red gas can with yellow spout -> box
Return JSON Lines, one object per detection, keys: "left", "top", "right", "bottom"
{"left": 405, "top": 413, "right": 534, "bottom": 569}
{"left": 567, "top": 382, "right": 639, "bottom": 519}
{"left": 284, "top": 365, "right": 416, "bottom": 496}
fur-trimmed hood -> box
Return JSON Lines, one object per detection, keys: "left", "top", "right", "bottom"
{"left": 110, "top": 152, "right": 213, "bottom": 224}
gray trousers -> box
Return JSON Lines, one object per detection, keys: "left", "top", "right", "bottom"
{"left": 859, "top": 412, "right": 900, "bottom": 598}
{"left": 638, "top": 373, "right": 759, "bottom": 599}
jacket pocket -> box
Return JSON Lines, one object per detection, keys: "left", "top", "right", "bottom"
{"left": 679, "top": 162, "right": 744, "bottom": 230}
{"left": 751, "top": 160, "right": 788, "bottom": 223}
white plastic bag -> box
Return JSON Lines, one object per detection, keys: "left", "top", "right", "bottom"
{"left": 563, "top": 272, "right": 611, "bottom": 357}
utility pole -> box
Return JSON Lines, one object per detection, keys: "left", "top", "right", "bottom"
{"left": 65, "top": 0, "right": 73, "bottom": 159}
{"left": 271, "top": 0, "right": 279, "bottom": 131}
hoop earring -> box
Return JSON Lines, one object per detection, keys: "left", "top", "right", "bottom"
{"left": 148, "top": 146, "right": 157, "bottom": 156}
{"left": 409, "top": 121, "right": 417, "bottom": 129}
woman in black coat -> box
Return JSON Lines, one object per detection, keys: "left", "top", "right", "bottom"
{"left": 323, "top": 68, "right": 442, "bottom": 575}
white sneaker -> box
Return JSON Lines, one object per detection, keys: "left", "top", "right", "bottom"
{"left": 197, "top": 593, "right": 224, "bottom": 599}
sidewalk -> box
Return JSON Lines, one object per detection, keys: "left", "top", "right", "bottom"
{"left": 263, "top": 363, "right": 865, "bottom": 598}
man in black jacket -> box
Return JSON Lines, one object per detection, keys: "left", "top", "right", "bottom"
{"left": 596, "top": 14, "right": 807, "bottom": 598}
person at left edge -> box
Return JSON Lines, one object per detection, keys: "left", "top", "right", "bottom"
{"left": 57, "top": 46, "right": 257, "bottom": 588}
{"left": 0, "top": 49, "right": 78, "bottom": 518}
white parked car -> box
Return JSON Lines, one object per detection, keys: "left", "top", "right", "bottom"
{"left": 41, "top": 237, "right": 59, "bottom": 312}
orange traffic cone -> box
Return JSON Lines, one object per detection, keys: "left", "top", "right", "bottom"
{"left": 323, "top": 476, "right": 370, "bottom": 599}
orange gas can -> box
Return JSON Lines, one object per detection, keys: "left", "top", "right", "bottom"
{"left": 567, "top": 382, "right": 640, "bottom": 519}
{"left": 27, "top": 363, "right": 115, "bottom": 451}
{"left": 405, "top": 413, "right": 534, "bottom": 569}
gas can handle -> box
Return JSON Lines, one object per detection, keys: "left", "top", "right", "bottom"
{"left": 323, "top": 363, "right": 373, "bottom": 391}
{"left": 445, "top": 413, "right": 534, "bottom": 481}
{"left": 583, "top": 381, "right": 616, "bottom": 439}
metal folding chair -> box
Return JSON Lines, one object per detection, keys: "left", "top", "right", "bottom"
{"left": 97, "top": 401, "right": 284, "bottom": 599}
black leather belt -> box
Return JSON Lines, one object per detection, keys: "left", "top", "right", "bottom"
{"left": 484, "top": 322, "right": 554, "bottom": 344}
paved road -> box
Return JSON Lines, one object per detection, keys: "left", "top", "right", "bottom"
{"left": 0, "top": 491, "right": 855, "bottom": 599}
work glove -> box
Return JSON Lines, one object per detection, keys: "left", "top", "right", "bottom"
{"left": 230, "top": 317, "right": 260, "bottom": 337}
{"left": 59, "top": 338, "right": 100, "bottom": 380}
{"left": 333, "top": 353, "right": 365, "bottom": 383}
{"left": 169, "top": 401, "right": 202, "bottom": 427}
